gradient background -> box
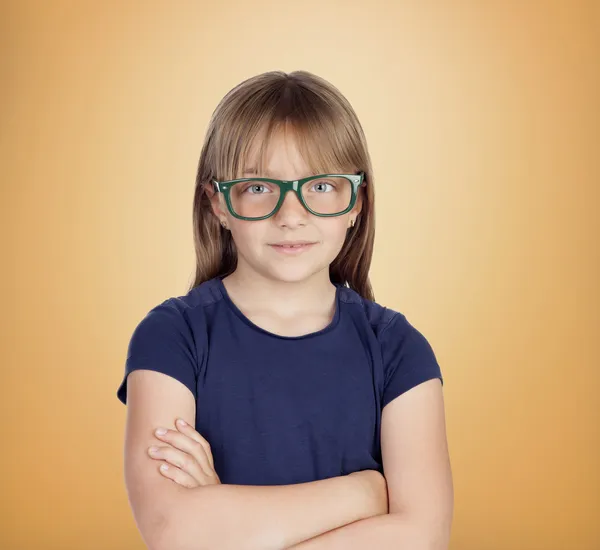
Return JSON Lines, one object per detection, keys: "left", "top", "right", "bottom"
{"left": 1, "top": 1, "right": 598, "bottom": 549}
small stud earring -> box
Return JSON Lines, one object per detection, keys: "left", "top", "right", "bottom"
{"left": 220, "top": 220, "right": 228, "bottom": 229}
{"left": 349, "top": 218, "right": 355, "bottom": 228}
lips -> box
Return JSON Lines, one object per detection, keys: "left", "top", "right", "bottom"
{"left": 269, "top": 242, "right": 317, "bottom": 254}
{"left": 269, "top": 240, "right": 316, "bottom": 247}
{"left": 271, "top": 243, "right": 312, "bottom": 248}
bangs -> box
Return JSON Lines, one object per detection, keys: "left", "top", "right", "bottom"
{"left": 214, "top": 79, "right": 362, "bottom": 180}
{"left": 251, "top": 120, "right": 359, "bottom": 178}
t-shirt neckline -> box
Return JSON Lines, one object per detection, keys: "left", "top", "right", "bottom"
{"left": 214, "top": 276, "right": 342, "bottom": 340}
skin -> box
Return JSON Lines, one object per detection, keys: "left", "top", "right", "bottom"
{"left": 147, "top": 418, "right": 221, "bottom": 488}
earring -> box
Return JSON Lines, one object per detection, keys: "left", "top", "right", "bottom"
{"left": 220, "top": 220, "right": 228, "bottom": 229}
{"left": 349, "top": 218, "right": 355, "bottom": 228}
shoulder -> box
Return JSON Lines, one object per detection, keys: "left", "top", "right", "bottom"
{"left": 139, "top": 277, "right": 225, "bottom": 326}
{"left": 339, "top": 285, "right": 443, "bottom": 406}
{"left": 165, "top": 277, "right": 224, "bottom": 313}
{"left": 338, "top": 284, "right": 407, "bottom": 340}
{"left": 127, "top": 278, "right": 227, "bottom": 366}
{"left": 117, "top": 278, "right": 224, "bottom": 405}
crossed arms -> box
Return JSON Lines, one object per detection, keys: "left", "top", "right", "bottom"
{"left": 122, "top": 370, "right": 453, "bottom": 550}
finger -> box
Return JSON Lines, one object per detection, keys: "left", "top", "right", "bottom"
{"left": 171, "top": 419, "right": 216, "bottom": 471}
{"left": 157, "top": 462, "right": 198, "bottom": 488}
{"left": 155, "top": 427, "right": 203, "bottom": 456}
{"left": 153, "top": 429, "right": 215, "bottom": 479}
{"left": 175, "top": 419, "right": 216, "bottom": 469}
{"left": 148, "top": 445, "right": 206, "bottom": 481}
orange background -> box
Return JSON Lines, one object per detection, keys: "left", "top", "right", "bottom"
{"left": 2, "top": 1, "right": 598, "bottom": 549}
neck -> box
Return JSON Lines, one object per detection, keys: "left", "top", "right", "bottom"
{"left": 222, "top": 265, "right": 336, "bottom": 318}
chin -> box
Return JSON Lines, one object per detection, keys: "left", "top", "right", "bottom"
{"left": 240, "top": 244, "right": 341, "bottom": 284}
{"left": 256, "top": 259, "right": 328, "bottom": 284}
{"left": 266, "top": 265, "right": 319, "bottom": 284}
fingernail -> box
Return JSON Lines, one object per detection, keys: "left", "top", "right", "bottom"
{"left": 160, "top": 464, "right": 169, "bottom": 471}
{"left": 155, "top": 428, "right": 167, "bottom": 436}
{"left": 148, "top": 446, "right": 159, "bottom": 454}
{"left": 177, "top": 418, "right": 186, "bottom": 426}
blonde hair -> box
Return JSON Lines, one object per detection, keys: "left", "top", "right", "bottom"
{"left": 189, "top": 70, "right": 376, "bottom": 301}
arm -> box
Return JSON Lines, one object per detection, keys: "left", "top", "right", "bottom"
{"left": 160, "top": 466, "right": 387, "bottom": 550}
{"left": 286, "top": 379, "right": 454, "bottom": 549}
{"left": 123, "top": 370, "right": 387, "bottom": 550}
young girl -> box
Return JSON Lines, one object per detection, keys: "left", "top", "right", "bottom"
{"left": 117, "top": 70, "right": 453, "bottom": 550}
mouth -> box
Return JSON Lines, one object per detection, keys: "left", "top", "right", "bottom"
{"left": 268, "top": 241, "right": 318, "bottom": 254}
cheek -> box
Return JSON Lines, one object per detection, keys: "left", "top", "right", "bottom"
{"left": 229, "top": 222, "right": 267, "bottom": 253}
{"left": 319, "top": 221, "right": 350, "bottom": 250}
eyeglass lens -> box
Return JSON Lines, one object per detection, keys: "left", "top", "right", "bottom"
{"left": 229, "top": 176, "right": 352, "bottom": 218}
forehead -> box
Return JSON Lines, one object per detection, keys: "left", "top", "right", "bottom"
{"left": 237, "top": 121, "right": 350, "bottom": 179}
{"left": 243, "top": 129, "right": 308, "bottom": 176}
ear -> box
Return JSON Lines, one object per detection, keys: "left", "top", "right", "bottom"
{"left": 203, "top": 183, "right": 227, "bottom": 222}
{"left": 351, "top": 185, "right": 364, "bottom": 217}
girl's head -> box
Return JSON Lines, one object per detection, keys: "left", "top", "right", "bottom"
{"left": 190, "top": 70, "right": 375, "bottom": 300}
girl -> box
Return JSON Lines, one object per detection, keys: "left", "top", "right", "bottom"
{"left": 117, "top": 70, "right": 453, "bottom": 550}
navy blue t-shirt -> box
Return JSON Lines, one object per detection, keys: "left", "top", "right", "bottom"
{"left": 116, "top": 277, "right": 443, "bottom": 486}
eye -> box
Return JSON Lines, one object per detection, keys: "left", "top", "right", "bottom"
{"left": 242, "top": 183, "right": 272, "bottom": 194}
{"left": 310, "top": 180, "right": 335, "bottom": 193}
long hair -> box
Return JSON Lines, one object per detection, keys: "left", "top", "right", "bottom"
{"left": 189, "top": 70, "right": 376, "bottom": 301}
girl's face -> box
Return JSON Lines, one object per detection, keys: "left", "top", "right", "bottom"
{"left": 210, "top": 131, "right": 362, "bottom": 285}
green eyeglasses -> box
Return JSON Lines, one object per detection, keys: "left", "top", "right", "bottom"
{"left": 211, "top": 172, "right": 365, "bottom": 221}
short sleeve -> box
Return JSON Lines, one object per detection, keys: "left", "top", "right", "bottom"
{"left": 380, "top": 312, "right": 444, "bottom": 408}
{"left": 116, "top": 299, "right": 200, "bottom": 405}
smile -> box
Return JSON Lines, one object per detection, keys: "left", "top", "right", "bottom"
{"left": 269, "top": 242, "right": 317, "bottom": 254}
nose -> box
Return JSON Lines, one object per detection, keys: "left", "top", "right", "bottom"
{"left": 273, "top": 189, "right": 308, "bottom": 228}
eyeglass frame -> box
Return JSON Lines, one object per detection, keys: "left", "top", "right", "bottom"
{"left": 211, "top": 172, "right": 365, "bottom": 221}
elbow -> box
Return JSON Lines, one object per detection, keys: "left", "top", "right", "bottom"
{"left": 426, "top": 516, "right": 453, "bottom": 550}
{"left": 419, "top": 515, "right": 453, "bottom": 550}
{"left": 153, "top": 520, "right": 226, "bottom": 550}
{"left": 153, "top": 522, "right": 210, "bottom": 550}
{"left": 152, "top": 518, "right": 202, "bottom": 550}
{"left": 154, "top": 494, "right": 265, "bottom": 550}
{"left": 150, "top": 510, "right": 208, "bottom": 550}
{"left": 150, "top": 487, "right": 227, "bottom": 550}
{"left": 133, "top": 492, "right": 197, "bottom": 550}
{"left": 134, "top": 507, "right": 171, "bottom": 550}
{"left": 389, "top": 510, "right": 452, "bottom": 550}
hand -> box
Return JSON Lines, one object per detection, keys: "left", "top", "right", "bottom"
{"left": 148, "top": 418, "right": 221, "bottom": 488}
